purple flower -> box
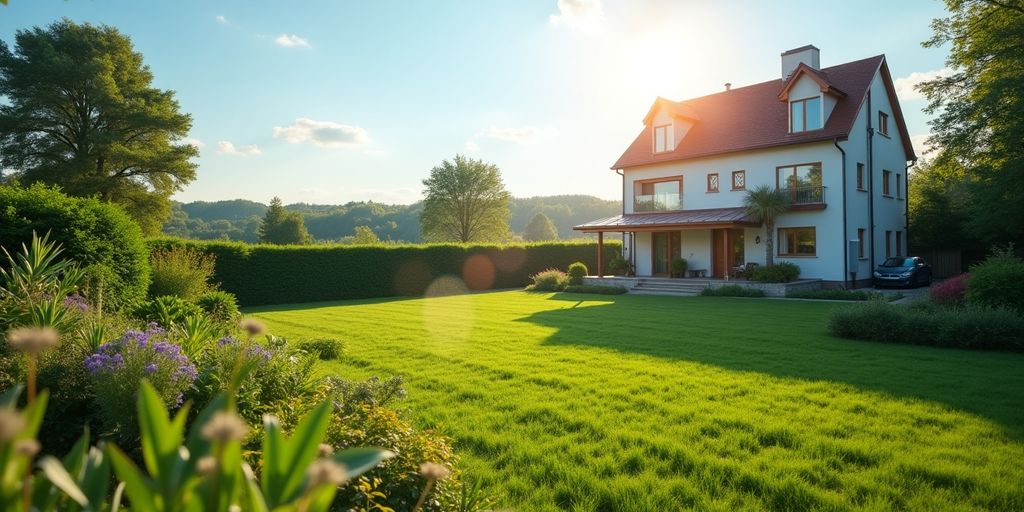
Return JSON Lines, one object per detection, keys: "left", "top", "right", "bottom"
{"left": 172, "top": 363, "right": 198, "bottom": 382}
{"left": 144, "top": 362, "right": 158, "bottom": 374}
{"left": 83, "top": 353, "right": 125, "bottom": 374}
{"left": 245, "top": 345, "right": 272, "bottom": 362}
{"left": 63, "top": 294, "right": 90, "bottom": 312}
{"left": 218, "top": 336, "right": 236, "bottom": 347}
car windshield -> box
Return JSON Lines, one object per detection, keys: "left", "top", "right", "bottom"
{"left": 881, "top": 257, "right": 914, "bottom": 268}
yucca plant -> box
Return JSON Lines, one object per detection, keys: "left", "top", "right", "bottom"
{"left": 173, "top": 314, "right": 217, "bottom": 361}
{"left": 0, "top": 232, "right": 86, "bottom": 330}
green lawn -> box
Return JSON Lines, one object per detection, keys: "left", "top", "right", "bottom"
{"left": 250, "top": 291, "right": 1024, "bottom": 511}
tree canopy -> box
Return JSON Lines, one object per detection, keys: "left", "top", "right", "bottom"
{"left": 523, "top": 212, "right": 559, "bottom": 241}
{"left": 420, "top": 155, "right": 511, "bottom": 243}
{"left": 259, "top": 197, "right": 312, "bottom": 245}
{"left": 0, "top": 19, "right": 197, "bottom": 235}
{"left": 917, "top": 0, "right": 1024, "bottom": 248}
{"left": 743, "top": 185, "right": 790, "bottom": 266}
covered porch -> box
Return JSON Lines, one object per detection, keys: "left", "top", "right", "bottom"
{"left": 573, "top": 207, "right": 764, "bottom": 278}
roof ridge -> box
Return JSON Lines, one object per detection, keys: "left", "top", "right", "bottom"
{"left": 666, "top": 54, "right": 884, "bottom": 107}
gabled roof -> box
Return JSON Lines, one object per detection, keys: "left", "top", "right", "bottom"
{"left": 642, "top": 97, "right": 701, "bottom": 125}
{"left": 777, "top": 63, "right": 847, "bottom": 101}
{"left": 612, "top": 55, "right": 916, "bottom": 169}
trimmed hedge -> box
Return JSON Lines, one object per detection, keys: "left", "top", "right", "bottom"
{"left": 787, "top": 290, "right": 898, "bottom": 301}
{"left": 147, "top": 239, "right": 621, "bottom": 306}
{"left": 828, "top": 300, "right": 1024, "bottom": 352}
{"left": 701, "top": 285, "right": 765, "bottom": 297}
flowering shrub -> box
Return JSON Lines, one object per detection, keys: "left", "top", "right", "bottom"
{"left": 931, "top": 273, "right": 970, "bottom": 305}
{"left": 86, "top": 324, "right": 197, "bottom": 443}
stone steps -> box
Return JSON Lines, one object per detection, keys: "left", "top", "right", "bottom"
{"left": 629, "top": 279, "right": 710, "bottom": 297}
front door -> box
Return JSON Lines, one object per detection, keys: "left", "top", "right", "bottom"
{"left": 652, "top": 231, "right": 681, "bottom": 276}
{"left": 712, "top": 229, "right": 746, "bottom": 278}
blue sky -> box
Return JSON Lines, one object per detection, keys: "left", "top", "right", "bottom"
{"left": 0, "top": 0, "right": 950, "bottom": 205}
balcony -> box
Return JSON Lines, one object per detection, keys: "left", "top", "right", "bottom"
{"left": 780, "top": 186, "right": 826, "bottom": 210}
{"left": 633, "top": 193, "right": 682, "bottom": 213}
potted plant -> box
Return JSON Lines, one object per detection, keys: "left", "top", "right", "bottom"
{"left": 670, "top": 257, "right": 688, "bottom": 278}
{"left": 608, "top": 257, "right": 633, "bottom": 276}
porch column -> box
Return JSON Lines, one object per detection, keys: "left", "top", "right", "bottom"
{"left": 597, "top": 231, "right": 604, "bottom": 278}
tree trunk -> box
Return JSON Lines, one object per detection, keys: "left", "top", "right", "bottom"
{"left": 765, "top": 220, "right": 774, "bottom": 267}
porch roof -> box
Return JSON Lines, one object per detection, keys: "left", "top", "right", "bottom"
{"left": 573, "top": 207, "right": 760, "bottom": 232}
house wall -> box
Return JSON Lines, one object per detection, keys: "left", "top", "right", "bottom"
{"left": 838, "top": 66, "right": 911, "bottom": 282}
{"left": 622, "top": 141, "right": 845, "bottom": 280}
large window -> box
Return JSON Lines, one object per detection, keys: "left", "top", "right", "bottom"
{"left": 653, "top": 124, "right": 674, "bottom": 153}
{"left": 882, "top": 169, "right": 892, "bottom": 196}
{"left": 778, "top": 227, "right": 817, "bottom": 256}
{"left": 776, "top": 163, "right": 823, "bottom": 203}
{"left": 790, "top": 97, "right": 822, "bottom": 132}
{"left": 634, "top": 177, "right": 682, "bottom": 212}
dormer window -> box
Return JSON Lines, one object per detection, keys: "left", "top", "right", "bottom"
{"left": 790, "top": 97, "right": 822, "bottom": 132}
{"left": 653, "top": 124, "right": 674, "bottom": 153}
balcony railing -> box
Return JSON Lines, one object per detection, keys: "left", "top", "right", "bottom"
{"left": 781, "top": 186, "right": 825, "bottom": 205}
{"left": 633, "top": 193, "right": 682, "bottom": 213}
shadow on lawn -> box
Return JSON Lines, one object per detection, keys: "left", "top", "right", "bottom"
{"left": 523, "top": 293, "right": 1024, "bottom": 439}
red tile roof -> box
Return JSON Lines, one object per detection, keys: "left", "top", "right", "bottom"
{"left": 574, "top": 207, "right": 759, "bottom": 232}
{"left": 612, "top": 55, "right": 915, "bottom": 169}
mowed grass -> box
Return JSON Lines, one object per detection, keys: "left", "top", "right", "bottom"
{"left": 250, "top": 291, "right": 1024, "bottom": 511}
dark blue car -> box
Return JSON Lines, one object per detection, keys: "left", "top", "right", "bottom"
{"left": 873, "top": 256, "right": 933, "bottom": 288}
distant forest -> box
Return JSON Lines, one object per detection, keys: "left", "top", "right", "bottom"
{"left": 162, "top": 195, "right": 620, "bottom": 243}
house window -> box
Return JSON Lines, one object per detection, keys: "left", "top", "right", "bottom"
{"left": 634, "top": 177, "right": 682, "bottom": 212}
{"left": 653, "top": 124, "right": 674, "bottom": 153}
{"left": 896, "top": 231, "right": 903, "bottom": 256}
{"left": 856, "top": 163, "right": 866, "bottom": 191}
{"left": 885, "top": 230, "right": 892, "bottom": 258}
{"left": 882, "top": 169, "right": 892, "bottom": 197}
{"left": 778, "top": 227, "right": 816, "bottom": 256}
{"left": 776, "top": 163, "right": 823, "bottom": 203}
{"left": 896, "top": 173, "right": 902, "bottom": 199}
{"left": 707, "top": 173, "right": 719, "bottom": 193}
{"left": 790, "top": 97, "right": 822, "bottom": 132}
{"left": 857, "top": 228, "right": 865, "bottom": 258}
{"left": 878, "top": 111, "right": 889, "bottom": 136}
{"left": 731, "top": 170, "right": 746, "bottom": 190}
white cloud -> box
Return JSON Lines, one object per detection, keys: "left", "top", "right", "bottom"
{"left": 894, "top": 68, "right": 951, "bottom": 102}
{"left": 217, "top": 141, "right": 261, "bottom": 156}
{"left": 182, "top": 137, "right": 205, "bottom": 149}
{"left": 215, "top": 15, "right": 228, "bottom": 24}
{"left": 274, "top": 34, "right": 311, "bottom": 48}
{"left": 273, "top": 118, "right": 370, "bottom": 148}
{"left": 482, "top": 126, "right": 558, "bottom": 144}
{"left": 549, "top": 0, "right": 605, "bottom": 32}
{"left": 911, "top": 133, "right": 938, "bottom": 157}
{"left": 463, "top": 141, "right": 480, "bottom": 152}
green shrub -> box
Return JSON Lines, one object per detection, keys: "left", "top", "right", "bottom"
{"left": 195, "top": 289, "right": 240, "bottom": 324}
{"left": 324, "top": 375, "right": 406, "bottom": 409}
{"left": 965, "top": 246, "right": 1024, "bottom": 313}
{"left": 827, "top": 300, "right": 1024, "bottom": 351}
{"left": 146, "top": 238, "right": 620, "bottom": 306}
{"left": 787, "top": 289, "right": 894, "bottom": 301}
{"left": 527, "top": 269, "right": 569, "bottom": 292}
{"left": 750, "top": 262, "right": 801, "bottom": 283}
{"left": 701, "top": 285, "right": 765, "bottom": 297}
{"left": 297, "top": 337, "right": 346, "bottom": 360}
{"left": 0, "top": 183, "right": 150, "bottom": 311}
{"left": 134, "top": 295, "right": 203, "bottom": 327}
{"left": 670, "top": 257, "right": 688, "bottom": 277}
{"left": 607, "top": 256, "right": 631, "bottom": 276}
{"left": 148, "top": 246, "right": 217, "bottom": 299}
{"left": 563, "top": 284, "right": 628, "bottom": 295}
{"left": 567, "top": 261, "right": 588, "bottom": 285}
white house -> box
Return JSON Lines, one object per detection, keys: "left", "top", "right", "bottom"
{"left": 574, "top": 45, "right": 916, "bottom": 288}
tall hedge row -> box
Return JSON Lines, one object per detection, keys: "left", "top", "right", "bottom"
{"left": 147, "top": 239, "right": 621, "bottom": 306}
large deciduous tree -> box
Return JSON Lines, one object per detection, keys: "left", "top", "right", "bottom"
{"left": 259, "top": 197, "right": 312, "bottom": 245}
{"left": 0, "top": 19, "right": 198, "bottom": 235}
{"left": 917, "top": 0, "right": 1024, "bottom": 247}
{"left": 420, "top": 155, "right": 511, "bottom": 243}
